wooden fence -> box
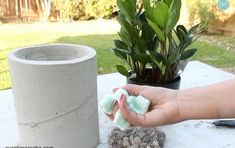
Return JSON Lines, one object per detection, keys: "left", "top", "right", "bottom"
{"left": 0, "top": 0, "right": 59, "bottom": 23}
{"left": 209, "top": 13, "right": 235, "bottom": 36}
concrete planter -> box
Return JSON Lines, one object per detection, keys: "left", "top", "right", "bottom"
{"left": 8, "top": 44, "right": 99, "bottom": 148}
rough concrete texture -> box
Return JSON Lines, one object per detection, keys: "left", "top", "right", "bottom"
{"left": 8, "top": 44, "right": 99, "bottom": 148}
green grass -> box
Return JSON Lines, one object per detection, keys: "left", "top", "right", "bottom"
{"left": 54, "top": 34, "right": 126, "bottom": 74}
{"left": 0, "top": 23, "right": 235, "bottom": 90}
{"left": 191, "top": 41, "right": 235, "bottom": 67}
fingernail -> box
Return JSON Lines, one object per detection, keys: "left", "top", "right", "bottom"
{"left": 112, "top": 88, "right": 119, "bottom": 92}
{"left": 120, "top": 94, "right": 125, "bottom": 102}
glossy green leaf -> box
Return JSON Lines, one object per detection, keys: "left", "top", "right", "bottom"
{"left": 112, "top": 48, "right": 127, "bottom": 60}
{"left": 168, "top": 50, "right": 178, "bottom": 65}
{"left": 165, "top": 0, "right": 181, "bottom": 35}
{"left": 116, "top": 65, "right": 129, "bottom": 77}
{"left": 146, "top": 18, "right": 164, "bottom": 41}
{"left": 135, "top": 53, "right": 151, "bottom": 64}
{"left": 143, "top": 0, "right": 169, "bottom": 29}
{"left": 143, "top": 0, "right": 153, "bottom": 20}
{"left": 116, "top": 48, "right": 130, "bottom": 54}
{"left": 147, "top": 37, "right": 159, "bottom": 51}
{"left": 150, "top": 51, "right": 167, "bottom": 65}
{"left": 180, "top": 49, "right": 197, "bottom": 60}
{"left": 177, "top": 25, "right": 187, "bottom": 34}
{"left": 177, "top": 26, "right": 187, "bottom": 42}
{"left": 152, "top": 2, "right": 169, "bottom": 28}
{"left": 163, "top": 0, "right": 173, "bottom": 7}
{"left": 168, "top": 34, "right": 177, "bottom": 50}
{"left": 141, "top": 14, "right": 155, "bottom": 41}
{"left": 117, "top": 0, "right": 135, "bottom": 22}
{"left": 114, "top": 40, "right": 128, "bottom": 50}
{"left": 158, "top": 61, "right": 166, "bottom": 75}
{"left": 117, "top": 15, "right": 133, "bottom": 36}
{"left": 185, "top": 35, "right": 193, "bottom": 44}
{"left": 118, "top": 28, "right": 132, "bottom": 47}
{"left": 156, "top": 2, "right": 169, "bottom": 27}
{"left": 188, "top": 23, "right": 200, "bottom": 35}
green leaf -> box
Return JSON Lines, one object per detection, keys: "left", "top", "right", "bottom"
{"left": 118, "top": 28, "right": 132, "bottom": 47}
{"left": 114, "top": 40, "right": 128, "bottom": 50}
{"left": 117, "top": 14, "right": 139, "bottom": 41}
{"left": 185, "top": 35, "right": 193, "bottom": 44}
{"left": 177, "top": 25, "right": 187, "bottom": 34}
{"left": 188, "top": 23, "right": 200, "bottom": 35}
{"left": 143, "top": 0, "right": 169, "bottom": 29}
{"left": 141, "top": 15, "right": 155, "bottom": 41}
{"left": 176, "top": 26, "right": 187, "bottom": 42}
{"left": 168, "top": 50, "right": 178, "bottom": 65}
{"left": 117, "top": 15, "right": 133, "bottom": 36}
{"left": 153, "top": 37, "right": 160, "bottom": 50}
{"left": 180, "top": 49, "right": 197, "bottom": 60}
{"left": 168, "top": 33, "right": 177, "bottom": 50}
{"left": 116, "top": 65, "right": 129, "bottom": 77}
{"left": 165, "top": 0, "right": 181, "bottom": 35}
{"left": 112, "top": 48, "right": 127, "bottom": 60}
{"left": 146, "top": 18, "right": 164, "bottom": 41}
{"left": 135, "top": 53, "right": 151, "bottom": 64}
{"left": 143, "top": 0, "right": 152, "bottom": 19}
{"left": 158, "top": 61, "right": 166, "bottom": 75}
{"left": 116, "top": 48, "right": 130, "bottom": 54}
{"left": 163, "top": 0, "right": 173, "bottom": 7}
{"left": 147, "top": 36, "right": 159, "bottom": 51}
{"left": 152, "top": 2, "right": 169, "bottom": 28}
{"left": 117, "top": 0, "right": 135, "bottom": 22}
{"left": 150, "top": 51, "right": 167, "bottom": 65}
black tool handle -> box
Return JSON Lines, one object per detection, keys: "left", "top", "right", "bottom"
{"left": 212, "top": 120, "right": 235, "bottom": 127}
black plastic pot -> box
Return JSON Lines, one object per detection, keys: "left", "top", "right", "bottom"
{"left": 127, "top": 70, "right": 181, "bottom": 90}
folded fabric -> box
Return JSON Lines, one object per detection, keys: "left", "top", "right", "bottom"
{"left": 127, "top": 96, "right": 136, "bottom": 105}
{"left": 100, "top": 94, "right": 115, "bottom": 114}
{"left": 100, "top": 89, "right": 150, "bottom": 130}
{"left": 129, "top": 95, "right": 150, "bottom": 115}
{"left": 113, "top": 89, "right": 129, "bottom": 103}
{"left": 113, "top": 110, "right": 130, "bottom": 130}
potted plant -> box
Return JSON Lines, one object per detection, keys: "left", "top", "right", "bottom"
{"left": 113, "top": 0, "right": 204, "bottom": 89}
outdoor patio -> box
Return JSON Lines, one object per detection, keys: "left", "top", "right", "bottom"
{"left": 0, "top": 0, "right": 235, "bottom": 147}
{"left": 1, "top": 61, "right": 235, "bottom": 148}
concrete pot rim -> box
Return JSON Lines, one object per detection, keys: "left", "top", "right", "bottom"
{"left": 8, "top": 43, "right": 96, "bottom": 66}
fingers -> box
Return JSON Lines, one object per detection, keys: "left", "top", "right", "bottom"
{"left": 113, "top": 84, "right": 146, "bottom": 96}
{"left": 112, "top": 88, "right": 119, "bottom": 93}
{"left": 106, "top": 94, "right": 156, "bottom": 127}
{"left": 123, "top": 84, "right": 146, "bottom": 96}
{"left": 105, "top": 101, "right": 119, "bottom": 120}
{"left": 119, "top": 94, "right": 148, "bottom": 127}
{"left": 112, "top": 101, "right": 119, "bottom": 118}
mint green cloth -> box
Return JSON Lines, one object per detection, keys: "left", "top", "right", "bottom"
{"left": 113, "top": 89, "right": 129, "bottom": 103}
{"left": 100, "top": 94, "right": 115, "bottom": 114}
{"left": 101, "top": 89, "right": 150, "bottom": 130}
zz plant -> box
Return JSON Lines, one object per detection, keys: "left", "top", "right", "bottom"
{"left": 113, "top": 0, "right": 204, "bottom": 84}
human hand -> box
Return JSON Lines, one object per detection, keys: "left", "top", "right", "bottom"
{"left": 109, "top": 84, "right": 183, "bottom": 127}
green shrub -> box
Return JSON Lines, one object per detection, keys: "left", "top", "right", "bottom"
{"left": 96, "top": 0, "right": 118, "bottom": 19}
{"left": 51, "top": 0, "right": 118, "bottom": 20}
{"left": 187, "top": 0, "right": 215, "bottom": 27}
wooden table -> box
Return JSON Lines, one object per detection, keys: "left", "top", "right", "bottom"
{"left": 1, "top": 61, "right": 235, "bottom": 148}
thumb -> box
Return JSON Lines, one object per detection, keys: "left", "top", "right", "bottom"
{"left": 122, "top": 84, "right": 147, "bottom": 96}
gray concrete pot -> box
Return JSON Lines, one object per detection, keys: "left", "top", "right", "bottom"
{"left": 8, "top": 44, "right": 99, "bottom": 148}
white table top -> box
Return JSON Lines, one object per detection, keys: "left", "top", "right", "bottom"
{"left": 1, "top": 61, "right": 235, "bottom": 148}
